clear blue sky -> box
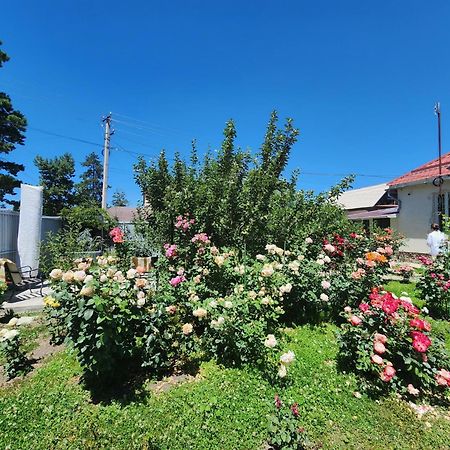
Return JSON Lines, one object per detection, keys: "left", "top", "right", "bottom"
{"left": 2, "top": 0, "right": 450, "bottom": 207}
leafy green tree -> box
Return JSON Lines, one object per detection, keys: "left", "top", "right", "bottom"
{"left": 111, "top": 189, "right": 129, "bottom": 207}
{"left": 75, "top": 152, "right": 103, "bottom": 206}
{"left": 34, "top": 153, "right": 75, "bottom": 215}
{"left": 134, "top": 112, "right": 354, "bottom": 254}
{"left": 0, "top": 41, "right": 27, "bottom": 209}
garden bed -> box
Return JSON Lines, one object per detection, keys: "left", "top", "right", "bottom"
{"left": 2, "top": 324, "right": 450, "bottom": 450}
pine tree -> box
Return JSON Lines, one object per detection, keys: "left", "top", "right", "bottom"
{"left": 75, "top": 152, "right": 103, "bottom": 206}
{"left": 0, "top": 41, "right": 27, "bottom": 208}
{"left": 111, "top": 190, "right": 129, "bottom": 207}
{"left": 34, "top": 153, "right": 75, "bottom": 215}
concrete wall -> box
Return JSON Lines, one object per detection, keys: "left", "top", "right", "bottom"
{"left": 394, "top": 183, "right": 442, "bottom": 253}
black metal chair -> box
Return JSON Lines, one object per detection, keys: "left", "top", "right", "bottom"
{"left": 4, "top": 261, "right": 44, "bottom": 301}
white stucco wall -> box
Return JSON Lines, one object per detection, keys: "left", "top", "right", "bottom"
{"left": 394, "top": 182, "right": 444, "bottom": 253}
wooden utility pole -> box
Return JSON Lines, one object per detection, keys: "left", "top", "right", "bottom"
{"left": 101, "top": 114, "right": 112, "bottom": 210}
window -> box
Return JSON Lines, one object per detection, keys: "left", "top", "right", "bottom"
{"left": 432, "top": 192, "right": 450, "bottom": 224}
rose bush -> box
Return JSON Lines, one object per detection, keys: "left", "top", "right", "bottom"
{"left": 417, "top": 255, "right": 450, "bottom": 319}
{"left": 338, "top": 289, "right": 450, "bottom": 397}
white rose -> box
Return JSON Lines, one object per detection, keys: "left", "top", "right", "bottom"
{"left": 264, "top": 334, "right": 277, "bottom": 348}
{"left": 316, "top": 259, "right": 325, "bottom": 266}
{"left": 256, "top": 254, "right": 266, "bottom": 261}
{"left": 297, "top": 254, "right": 305, "bottom": 261}
{"left": 261, "top": 297, "right": 271, "bottom": 305}
{"left": 73, "top": 270, "right": 87, "bottom": 282}
{"left": 182, "top": 323, "right": 193, "bottom": 335}
{"left": 214, "top": 256, "right": 225, "bottom": 266}
{"left": 305, "top": 237, "right": 313, "bottom": 244}
{"left": 80, "top": 285, "right": 95, "bottom": 297}
{"left": 193, "top": 308, "right": 208, "bottom": 318}
{"left": 0, "top": 329, "right": 19, "bottom": 341}
{"left": 84, "top": 275, "right": 94, "bottom": 284}
{"left": 320, "top": 293, "right": 329, "bottom": 302}
{"left": 234, "top": 265, "right": 245, "bottom": 275}
{"left": 8, "top": 317, "right": 18, "bottom": 326}
{"left": 248, "top": 291, "right": 257, "bottom": 300}
{"left": 279, "top": 283, "right": 293, "bottom": 295}
{"left": 49, "top": 269, "right": 63, "bottom": 280}
{"left": 62, "top": 270, "right": 74, "bottom": 283}
{"left": 126, "top": 268, "right": 137, "bottom": 279}
{"left": 137, "top": 297, "right": 146, "bottom": 307}
{"left": 278, "top": 364, "right": 287, "bottom": 378}
{"left": 265, "top": 244, "right": 277, "bottom": 254}
{"left": 209, "top": 300, "right": 217, "bottom": 308}
{"left": 323, "top": 255, "right": 331, "bottom": 263}
{"left": 280, "top": 350, "right": 295, "bottom": 366}
{"left": 224, "top": 301, "right": 233, "bottom": 309}
{"left": 100, "top": 274, "right": 108, "bottom": 283}
{"left": 321, "top": 280, "right": 331, "bottom": 290}
{"left": 261, "top": 264, "right": 274, "bottom": 277}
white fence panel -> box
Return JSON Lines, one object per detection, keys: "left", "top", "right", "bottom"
{"left": 0, "top": 209, "right": 62, "bottom": 265}
{"left": 0, "top": 210, "right": 20, "bottom": 263}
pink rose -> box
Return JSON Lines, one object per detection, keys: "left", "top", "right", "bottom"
{"left": 359, "top": 303, "right": 370, "bottom": 313}
{"left": 373, "top": 341, "right": 386, "bottom": 354}
{"left": 407, "top": 384, "right": 419, "bottom": 396}
{"left": 371, "top": 354, "right": 383, "bottom": 365}
{"left": 344, "top": 306, "right": 352, "bottom": 313}
{"left": 380, "top": 365, "right": 396, "bottom": 382}
{"left": 374, "top": 333, "right": 388, "bottom": 344}
{"left": 349, "top": 315, "right": 362, "bottom": 326}
{"left": 321, "top": 280, "right": 331, "bottom": 290}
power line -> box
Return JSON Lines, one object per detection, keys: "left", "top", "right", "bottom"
{"left": 29, "top": 127, "right": 103, "bottom": 148}
{"left": 111, "top": 112, "right": 187, "bottom": 135}
{"left": 300, "top": 171, "right": 394, "bottom": 179}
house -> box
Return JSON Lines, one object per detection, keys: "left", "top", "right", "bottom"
{"left": 387, "top": 152, "right": 450, "bottom": 254}
{"left": 336, "top": 183, "right": 399, "bottom": 231}
{"left": 338, "top": 152, "right": 450, "bottom": 254}
{"left": 107, "top": 206, "right": 137, "bottom": 232}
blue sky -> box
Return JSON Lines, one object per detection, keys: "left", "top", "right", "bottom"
{"left": 2, "top": 0, "right": 450, "bottom": 207}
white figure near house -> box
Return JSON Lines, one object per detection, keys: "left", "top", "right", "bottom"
{"left": 427, "top": 223, "right": 446, "bottom": 257}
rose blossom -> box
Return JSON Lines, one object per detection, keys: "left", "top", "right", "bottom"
{"left": 166, "top": 305, "right": 177, "bottom": 314}
{"left": 50, "top": 269, "right": 63, "bottom": 280}
{"left": 344, "top": 306, "right": 352, "bottom": 313}
{"left": 182, "top": 323, "right": 193, "bottom": 335}
{"left": 169, "top": 275, "right": 186, "bottom": 287}
{"left": 380, "top": 364, "right": 396, "bottom": 382}
{"left": 373, "top": 341, "right": 386, "bottom": 354}
{"left": 305, "top": 237, "right": 313, "bottom": 244}
{"left": 349, "top": 315, "right": 362, "bottom": 326}
{"left": 193, "top": 308, "right": 208, "bottom": 318}
{"left": 374, "top": 333, "right": 388, "bottom": 344}
{"left": 79, "top": 285, "right": 94, "bottom": 297}
{"left": 359, "top": 303, "right": 370, "bottom": 313}
{"left": 73, "top": 270, "right": 87, "bottom": 282}
{"left": 126, "top": 268, "right": 137, "bottom": 279}
{"left": 280, "top": 283, "right": 293, "bottom": 295}
{"left": 135, "top": 278, "right": 147, "bottom": 288}
{"left": 323, "top": 255, "right": 331, "bottom": 263}
{"left": 324, "top": 243, "right": 336, "bottom": 253}
{"left": 63, "top": 270, "right": 75, "bottom": 283}
{"left": 321, "top": 280, "right": 331, "bottom": 290}
{"left": 411, "top": 331, "right": 431, "bottom": 353}
{"left": 100, "top": 274, "right": 108, "bottom": 283}
{"left": 256, "top": 254, "right": 266, "bottom": 261}
{"left": 278, "top": 364, "right": 287, "bottom": 378}
{"left": 371, "top": 354, "right": 383, "bottom": 365}
{"left": 261, "top": 264, "right": 274, "bottom": 277}
{"left": 264, "top": 334, "right": 277, "bottom": 348}
{"left": 280, "top": 350, "right": 296, "bottom": 366}
{"left": 214, "top": 255, "right": 225, "bottom": 266}
{"left": 224, "top": 301, "right": 233, "bottom": 309}
{"left": 320, "top": 293, "right": 329, "bottom": 302}
{"left": 407, "top": 384, "right": 420, "bottom": 396}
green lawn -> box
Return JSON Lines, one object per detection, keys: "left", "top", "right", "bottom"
{"left": 2, "top": 324, "right": 450, "bottom": 449}
{"left": 383, "top": 280, "right": 423, "bottom": 307}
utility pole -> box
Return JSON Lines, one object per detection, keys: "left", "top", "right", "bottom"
{"left": 434, "top": 102, "right": 443, "bottom": 228}
{"left": 101, "top": 114, "right": 112, "bottom": 210}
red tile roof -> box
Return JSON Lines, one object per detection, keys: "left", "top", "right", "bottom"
{"left": 388, "top": 152, "right": 450, "bottom": 187}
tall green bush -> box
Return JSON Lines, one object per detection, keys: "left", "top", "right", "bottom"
{"left": 134, "top": 112, "right": 354, "bottom": 255}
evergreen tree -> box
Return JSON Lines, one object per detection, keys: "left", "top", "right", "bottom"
{"left": 0, "top": 41, "right": 27, "bottom": 209}
{"left": 75, "top": 152, "right": 103, "bottom": 206}
{"left": 111, "top": 190, "right": 129, "bottom": 207}
{"left": 34, "top": 153, "right": 75, "bottom": 215}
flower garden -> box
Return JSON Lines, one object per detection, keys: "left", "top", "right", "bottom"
{"left": 2, "top": 119, "right": 450, "bottom": 449}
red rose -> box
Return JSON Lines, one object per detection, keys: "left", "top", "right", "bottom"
{"left": 411, "top": 331, "right": 431, "bottom": 353}
{"left": 381, "top": 295, "right": 400, "bottom": 315}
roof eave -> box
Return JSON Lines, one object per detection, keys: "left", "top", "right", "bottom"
{"left": 388, "top": 175, "right": 450, "bottom": 189}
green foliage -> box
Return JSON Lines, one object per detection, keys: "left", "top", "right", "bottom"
{"left": 34, "top": 152, "right": 75, "bottom": 215}
{"left": 61, "top": 204, "right": 115, "bottom": 237}
{"left": 267, "top": 395, "right": 310, "bottom": 450}
{"left": 338, "top": 289, "right": 450, "bottom": 398}
{"left": 0, "top": 41, "right": 27, "bottom": 209}
{"left": 0, "top": 330, "right": 31, "bottom": 379}
{"left": 134, "top": 112, "right": 354, "bottom": 255}
{"left": 416, "top": 255, "right": 450, "bottom": 319}
{"left": 111, "top": 189, "right": 129, "bottom": 207}
{"left": 0, "top": 281, "right": 7, "bottom": 299}
{"left": 75, "top": 152, "right": 103, "bottom": 206}
{"left": 39, "top": 227, "right": 102, "bottom": 277}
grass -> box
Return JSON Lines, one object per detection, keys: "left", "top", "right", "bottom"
{"left": 2, "top": 324, "right": 450, "bottom": 449}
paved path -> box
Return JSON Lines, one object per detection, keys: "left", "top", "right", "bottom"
{"left": 1, "top": 283, "right": 50, "bottom": 312}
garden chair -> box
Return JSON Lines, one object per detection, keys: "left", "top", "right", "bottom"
{"left": 3, "top": 260, "right": 44, "bottom": 301}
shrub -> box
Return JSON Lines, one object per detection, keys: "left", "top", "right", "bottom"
{"left": 0, "top": 329, "right": 31, "bottom": 379}
{"left": 416, "top": 255, "right": 450, "bottom": 319}
{"left": 338, "top": 289, "right": 450, "bottom": 398}
{"left": 267, "top": 395, "right": 311, "bottom": 450}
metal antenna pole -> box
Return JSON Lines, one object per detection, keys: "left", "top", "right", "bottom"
{"left": 434, "top": 102, "right": 443, "bottom": 228}
{"left": 101, "top": 114, "right": 112, "bottom": 210}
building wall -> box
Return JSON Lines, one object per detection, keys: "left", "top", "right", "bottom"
{"left": 394, "top": 183, "right": 438, "bottom": 253}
